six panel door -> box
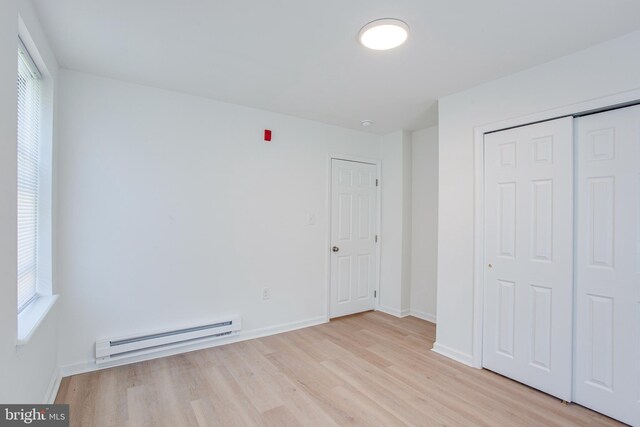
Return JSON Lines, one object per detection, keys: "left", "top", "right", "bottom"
{"left": 330, "top": 159, "right": 377, "bottom": 318}
{"left": 483, "top": 117, "right": 573, "bottom": 400}
{"left": 574, "top": 105, "right": 640, "bottom": 426}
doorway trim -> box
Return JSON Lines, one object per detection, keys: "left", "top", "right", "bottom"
{"left": 325, "top": 153, "right": 382, "bottom": 322}
{"left": 471, "top": 88, "right": 640, "bottom": 368}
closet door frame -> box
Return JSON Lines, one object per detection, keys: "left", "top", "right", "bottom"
{"left": 471, "top": 88, "right": 640, "bottom": 371}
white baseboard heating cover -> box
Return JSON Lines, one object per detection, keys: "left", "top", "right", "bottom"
{"left": 95, "top": 316, "right": 241, "bottom": 364}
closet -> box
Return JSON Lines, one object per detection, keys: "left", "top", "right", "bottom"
{"left": 481, "top": 104, "right": 640, "bottom": 426}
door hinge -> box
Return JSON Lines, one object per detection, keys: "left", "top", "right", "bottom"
{"left": 374, "top": 290, "right": 377, "bottom": 298}
{"left": 375, "top": 235, "right": 378, "bottom": 243}
{"left": 375, "top": 179, "right": 379, "bottom": 187}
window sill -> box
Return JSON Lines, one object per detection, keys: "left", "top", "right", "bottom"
{"left": 17, "top": 295, "right": 58, "bottom": 346}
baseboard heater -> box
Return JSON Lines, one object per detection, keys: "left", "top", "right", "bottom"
{"left": 95, "top": 316, "right": 241, "bottom": 364}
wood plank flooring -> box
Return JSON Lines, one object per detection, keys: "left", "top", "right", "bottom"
{"left": 55, "top": 312, "right": 622, "bottom": 426}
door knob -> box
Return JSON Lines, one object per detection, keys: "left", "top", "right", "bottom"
{"left": 332, "top": 246, "right": 340, "bottom": 252}
{"left": 488, "top": 263, "right": 493, "bottom": 269}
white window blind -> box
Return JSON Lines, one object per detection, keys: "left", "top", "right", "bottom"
{"left": 17, "top": 39, "right": 42, "bottom": 313}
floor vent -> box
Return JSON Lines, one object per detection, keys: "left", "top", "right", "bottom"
{"left": 95, "top": 316, "right": 241, "bottom": 363}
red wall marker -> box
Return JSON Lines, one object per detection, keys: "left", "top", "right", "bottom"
{"left": 264, "top": 129, "right": 272, "bottom": 142}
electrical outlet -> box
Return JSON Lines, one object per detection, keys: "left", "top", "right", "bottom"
{"left": 307, "top": 213, "right": 315, "bottom": 225}
{"left": 262, "top": 287, "right": 271, "bottom": 300}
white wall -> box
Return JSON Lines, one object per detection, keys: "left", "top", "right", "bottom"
{"left": 410, "top": 126, "right": 438, "bottom": 322}
{"left": 436, "top": 30, "right": 640, "bottom": 361}
{"left": 401, "top": 131, "right": 413, "bottom": 312}
{"left": 0, "top": 0, "right": 60, "bottom": 403}
{"left": 56, "top": 70, "right": 382, "bottom": 368}
{"left": 379, "top": 131, "right": 412, "bottom": 316}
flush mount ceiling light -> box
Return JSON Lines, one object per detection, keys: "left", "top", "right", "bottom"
{"left": 361, "top": 120, "right": 373, "bottom": 127}
{"left": 359, "top": 18, "right": 409, "bottom": 50}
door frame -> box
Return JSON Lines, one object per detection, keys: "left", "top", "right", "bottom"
{"left": 471, "top": 89, "right": 640, "bottom": 369}
{"left": 326, "top": 153, "right": 382, "bottom": 322}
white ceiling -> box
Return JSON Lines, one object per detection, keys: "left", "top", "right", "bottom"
{"left": 32, "top": 0, "right": 640, "bottom": 134}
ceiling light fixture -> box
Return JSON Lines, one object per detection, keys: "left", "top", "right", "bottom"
{"left": 358, "top": 18, "right": 409, "bottom": 51}
{"left": 361, "top": 120, "right": 373, "bottom": 127}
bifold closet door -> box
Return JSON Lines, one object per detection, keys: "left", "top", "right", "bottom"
{"left": 483, "top": 117, "right": 573, "bottom": 401}
{"left": 575, "top": 105, "right": 640, "bottom": 426}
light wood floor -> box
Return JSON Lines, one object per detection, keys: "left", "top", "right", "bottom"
{"left": 55, "top": 312, "right": 622, "bottom": 426}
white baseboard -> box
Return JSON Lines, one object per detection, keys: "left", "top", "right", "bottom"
{"left": 432, "top": 342, "right": 474, "bottom": 367}
{"left": 43, "top": 366, "right": 62, "bottom": 404}
{"left": 60, "top": 316, "right": 327, "bottom": 378}
{"left": 375, "top": 305, "right": 410, "bottom": 318}
{"left": 409, "top": 309, "right": 436, "bottom": 323}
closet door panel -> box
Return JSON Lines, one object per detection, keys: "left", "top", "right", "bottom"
{"left": 575, "top": 105, "right": 640, "bottom": 427}
{"left": 483, "top": 117, "right": 573, "bottom": 400}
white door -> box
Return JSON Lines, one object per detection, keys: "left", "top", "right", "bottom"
{"left": 483, "top": 117, "right": 573, "bottom": 400}
{"left": 330, "top": 159, "right": 377, "bottom": 318}
{"left": 574, "top": 105, "right": 640, "bottom": 426}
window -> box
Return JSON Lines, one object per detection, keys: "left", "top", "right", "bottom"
{"left": 17, "top": 38, "right": 42, "bottom": 313}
